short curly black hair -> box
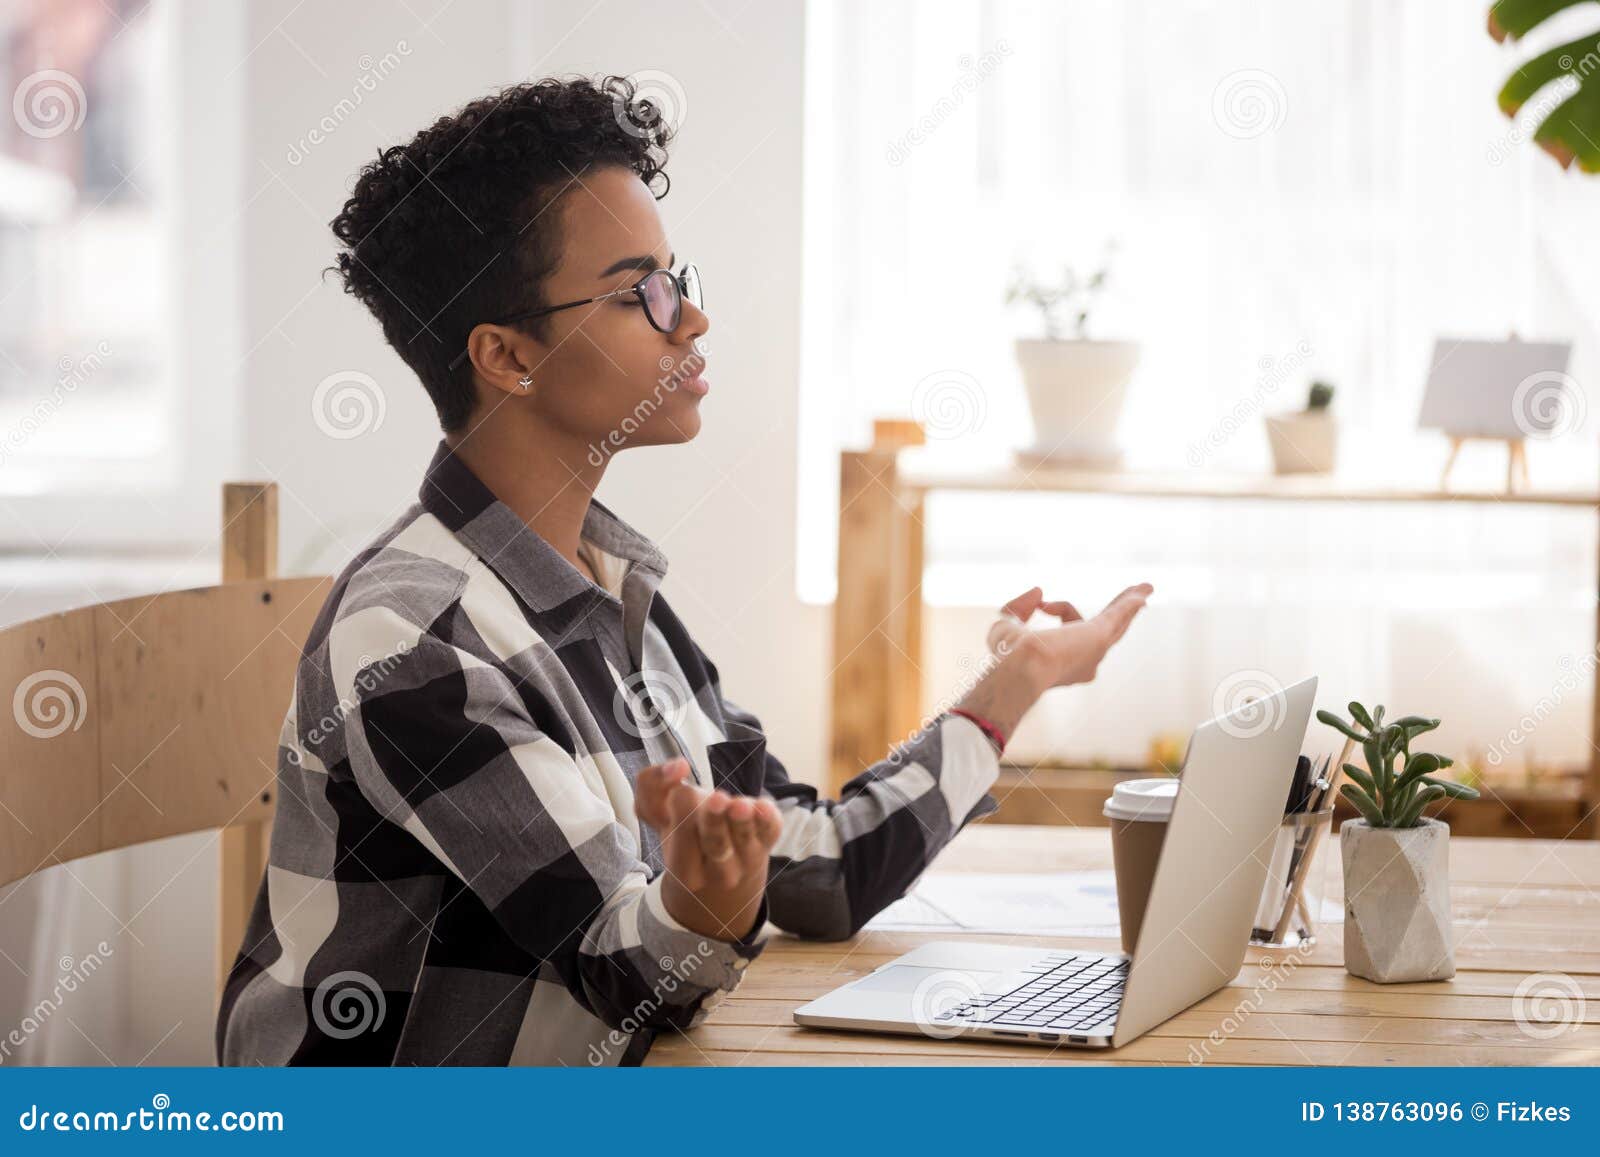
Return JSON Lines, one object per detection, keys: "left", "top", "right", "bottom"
{"left": 329, "top": 75, "right": 674, "bottom": 432}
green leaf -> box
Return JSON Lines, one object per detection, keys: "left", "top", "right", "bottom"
{"left": 1362, "top": 733, "right": 1383, "bottom": 793}
{"left": 1421, "top": 775, "right": 1480, "bottom": 801}
{"left": 1316, "top": 710, "right": 1365, "bottom": 742}
{"left": 1347, "top": 702, "right": 1375, "bottom": 731}
{"left": 1493, "top": 9, "right": 1600, "bottom": 174}
{"left": 1386, "top": 780, "right": 1417, "bottom": 825}
{"left": 1372, "top": 705, "right": 1386, "bottom": 728}
{"left": 1380, "top": 727, "right": 1401, "bottom": 796}
{"left": 1390, "top": 715, "right": 1436, "bottom": 730}
{"left": 1397, "top": 785, "right": 1447, "bottom": 828}
{"left": 1341, "top": 762, "right": 1376, "bottom": 796}
{"left": 1394, "top": 751, "right": 1447, "bottom": 789}
{"left": 1341, "top": 783, "right": 1386, "bottom": 827}
{"left": 1490, "top": 0, "right": 1589, "bottom": 42}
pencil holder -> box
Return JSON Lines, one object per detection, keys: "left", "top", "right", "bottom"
{"left": 1249, "top": 807, "right": 1333, "bottom": 948}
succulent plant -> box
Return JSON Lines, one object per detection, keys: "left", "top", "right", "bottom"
{"left": 1307, "top": 380, "right": 1334, "bottom": 412}
{"left": 1317, "top": 701, "right": 1480, "bottom": 828}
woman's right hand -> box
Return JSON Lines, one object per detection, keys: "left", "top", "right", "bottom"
{"left": 633, "top": 759, "right": 783, "bottom": 944}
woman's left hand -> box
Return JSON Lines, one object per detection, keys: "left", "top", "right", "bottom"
{"left": 986, "top": 585, "right": 1083, "bottom": 655}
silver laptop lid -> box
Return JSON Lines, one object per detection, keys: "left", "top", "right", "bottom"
{"left": 1111, "top": 675, "right": 1317, "bottom": 1047}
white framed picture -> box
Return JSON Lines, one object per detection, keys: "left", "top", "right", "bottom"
{"left": 1416, "top": 337, "right": 1574, "bottom": 440}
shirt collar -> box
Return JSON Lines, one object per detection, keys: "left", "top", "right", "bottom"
{"left": 417, "top": 439, "right": 668, "bottom": 615}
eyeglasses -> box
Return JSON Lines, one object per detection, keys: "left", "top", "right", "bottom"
{"left": 448, "top": 262, "right": 703, "bottom": 371}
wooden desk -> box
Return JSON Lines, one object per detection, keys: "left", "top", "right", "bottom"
{"left": 646, "top": 825, "right": 1600, "bottom": 1066}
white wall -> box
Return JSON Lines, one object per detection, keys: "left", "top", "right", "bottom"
{"left": 507, "top": 1, "right": 827, "bottom": 769}
{"left": 245, "top": 0, "right": 824, "bottom": 773}
{"left": 3, "top": 0, "right": 821, "bottom": 1066}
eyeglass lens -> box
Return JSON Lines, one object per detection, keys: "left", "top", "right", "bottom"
{"left": 639, "top": 265, "right": 703, "bottom": 332}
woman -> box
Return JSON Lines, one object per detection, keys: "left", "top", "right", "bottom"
{"left": 216, "top": 76, "right": 1151, "bottom": 1067}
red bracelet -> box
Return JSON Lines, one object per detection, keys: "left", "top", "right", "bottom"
{"left": 949, "top": 707, "right": 1007, "bottom": 756}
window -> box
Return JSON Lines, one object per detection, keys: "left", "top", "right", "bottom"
{"left": 1, "top": 0, "right": 168, "bottom": 490}
{"left": 801, "top": 0, "right": 1599, "bottom": 778}
{"left": 0, "top": 0, "right": 241, "bottom": 549}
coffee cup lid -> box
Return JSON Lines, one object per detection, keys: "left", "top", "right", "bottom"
{"left": 1103, "top": 777, "right": 1179, "bottom": 822}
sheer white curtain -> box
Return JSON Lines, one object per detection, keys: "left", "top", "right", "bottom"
{"left": 800, "top": 0, "right": 1599, "bottom": 781}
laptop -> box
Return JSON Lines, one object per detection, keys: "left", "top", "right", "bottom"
{"left": 793, "top": 675, "right": 1318, "bottom": 1049}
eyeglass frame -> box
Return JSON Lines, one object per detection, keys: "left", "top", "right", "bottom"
{"left": 447, "top": 262, "right": 702, "bottom": 372}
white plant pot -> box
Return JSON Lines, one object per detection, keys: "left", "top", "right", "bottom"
{"left": 1264, "top": 411, "right": 1338, "bottom": 474}
{"left": 1014, "top": 338, "right": 1139, "bottom": 465}
{"left": 1340, "top": 818, "right": 1455, "bottom": 984}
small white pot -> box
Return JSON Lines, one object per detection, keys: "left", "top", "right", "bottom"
{"left": 1014, "top": 338, "right": 1139, "bottom": 465}
{"left": 1264, "top": 410, "right": 1338, "bottom": 474}
{"left": 1341, "top": 818, "right": 1455, "bottom": 983}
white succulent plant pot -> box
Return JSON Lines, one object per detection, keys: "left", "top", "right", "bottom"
{"left": 1264, "top": 410, "right": 1337, "bottom": 474}
{"left": 1340, "top": 818, "right": 1455, "bottom": 984}
{"left": 1014, "top": 338, "right": 1139, "bottom": 466}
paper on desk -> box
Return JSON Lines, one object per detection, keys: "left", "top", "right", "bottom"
{"left": 864, "top": 871, "right": 1123, "bottom": 936}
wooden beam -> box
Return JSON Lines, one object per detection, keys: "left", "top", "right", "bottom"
{"left": 828, "top": 421, "right": 925, "bottom": 796}
{"left": 217, "top": 483, "right": 277, "bottom": 1000}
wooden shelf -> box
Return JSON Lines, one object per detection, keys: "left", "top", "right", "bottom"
{"left": 897, "top": 450, "right": 1600, "bottom": 507}
{"left": 827, "top": 420, "right": 1600, "bottom": 838}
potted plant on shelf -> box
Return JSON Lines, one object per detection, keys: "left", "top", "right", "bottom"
{"left": 1318, "top": 702, "right": 1480, "bottom": 984}
{"left": 1004, "top": 243, "right": 1138, "bottom": 468}
{"left": 1265, "top": 379, "right": 1337, "bottom": 475}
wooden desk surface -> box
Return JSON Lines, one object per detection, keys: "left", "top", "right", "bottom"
{"left": 646, "top": 824, "right": 1600, "bottom": 1066}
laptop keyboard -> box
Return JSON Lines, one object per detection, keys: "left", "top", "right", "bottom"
{"left": 934, "top": 952, "right": 1129, "bottom": 1033}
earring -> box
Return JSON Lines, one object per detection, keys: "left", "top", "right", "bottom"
{"left": 517, "top": 374, "right": 533, "bottom": 391}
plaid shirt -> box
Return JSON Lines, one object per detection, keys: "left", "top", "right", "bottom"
{"left": 216, "top": 440, "right": 1000, "bottom": 1066}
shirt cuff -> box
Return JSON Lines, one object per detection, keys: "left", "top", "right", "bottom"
{"left": 936, "top": 711, "right": 1004, "bottom": 827}
{"left": 638, "top": 873, "right": 771, "bottom": 993}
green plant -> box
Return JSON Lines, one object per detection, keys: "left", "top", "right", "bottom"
{"left": 1307, "top": 380, "right": 1334, "bottom": 412}
{"left": 1490, "top": 1, "right": 1600, "bottom": 173}
{"left": 1004, "top": 242, "right": 1116, "bottom": 340}
{"left": 1317, "top": 702, "right": 1481, "bottom": 828}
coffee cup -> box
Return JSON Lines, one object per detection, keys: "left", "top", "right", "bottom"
{"left": 1104, "top": 778, "right": 1179, "bottom": 954}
